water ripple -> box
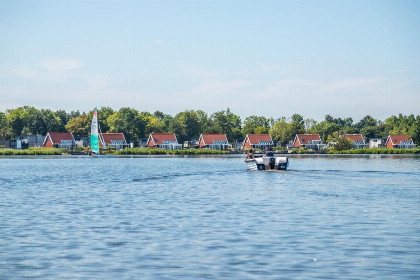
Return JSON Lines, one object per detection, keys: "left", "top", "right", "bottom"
{"left": 0, "top": 156, "right": 419, "bottom": 279}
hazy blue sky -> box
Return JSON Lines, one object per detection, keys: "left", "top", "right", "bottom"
{"left": 1, "top": 0, "right": 419, "bottom": 121}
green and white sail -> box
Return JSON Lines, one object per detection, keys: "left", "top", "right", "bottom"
{"left": 90, "top": 108, "right": 100, "bottom": 154}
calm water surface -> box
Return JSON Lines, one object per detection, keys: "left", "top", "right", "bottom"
{"left": 0, "top": 155, "right": 419, "bottom": 279}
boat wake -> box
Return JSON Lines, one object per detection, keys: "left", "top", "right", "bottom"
{"left": 132, "top": 169, "right": 244, "bottom": 182}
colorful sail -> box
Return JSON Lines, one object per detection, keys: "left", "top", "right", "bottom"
{"left": 90, "top": 108, "right": 100, "bottom": 154}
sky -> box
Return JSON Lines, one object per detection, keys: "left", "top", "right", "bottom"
{"left": 1, "top": 0, "right": 419, "bottom": 122}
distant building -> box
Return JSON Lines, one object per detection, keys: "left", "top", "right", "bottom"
{"left": 198, "top": 134, "right": 231, "bottom": 150}
{"left": 74, "top": 136, "right": 89, "bottom": 148}
{"left": 147, "top": 133, "right": 182, "bottom": 150}
{"left": 385, "top": 135, "right": 416, "bottom": 149}
{"left": 183, "top": 139, "right": 199, "bottom": 149}
{"left": 243, "top": 134, "right": 273, "bottom": 150}
{"left": 43, "top": 132, "right": 76, "bottom": 149}
{"left": 139, "top": 138, "right": 149, "bottom": 147}
{"left": 15, "top": 134, "right": 45, "bottom": 149}
{"left": 235, "top": 138, "right": 244, "bottom": 150}
{"left": 368, "top": 138, "right": 384, "bottom": 148}
{"left": 0, "top": 138, "right": 11, "bottom": 149}
{"left": 99, "top": 133, "right": 129, "bottom": 150}
{"left": 292, "top": 134, "right": 326, "bottom": 151}
{"left": 342, "top": 134, "right": 368, "bottom": 149}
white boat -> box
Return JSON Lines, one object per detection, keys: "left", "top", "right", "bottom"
{"left": 245, "top": 155, "right": 289, "bottom": 171}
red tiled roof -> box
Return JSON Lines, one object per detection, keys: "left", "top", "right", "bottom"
{"left": 343, "top": 134, "right": 364, "bottom": 142}
{"left": 201, "top": 134, "right": 228, "bottom": 145}
{"left": 388, "top": 135, "right": 412, "bottom": 145}
{"left": 100, "top": 133, "right": 126, "bottom": 145}
{"left": 47, "top": 132, "right": 74, "bottom": 144}
{"left": 150, "top": 133, "right": 178, "bottom": 145}
{"left": 246, "top": 134, "right": 272, "bottom": 144}
{"left": 296, "top": 134, "right": 321, "bottom": 145}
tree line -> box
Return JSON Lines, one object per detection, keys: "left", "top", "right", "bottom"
{"left": 1, "top": 106, "right": 419, "bottom": 146}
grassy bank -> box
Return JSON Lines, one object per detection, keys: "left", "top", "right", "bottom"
{"left": 327, "top": 147, "right": 420, "bottom": 154}
{"left": 0, "top": 147, "right": 229, "bottom": 156}
{"left": 114, "top": 148, "right": 229, "bottom": 155}
{"left": 0, "top": 148, "right": 65, "bottom": 155}
{"left": 2, "top": 147, "right": 418, "bottom": 156}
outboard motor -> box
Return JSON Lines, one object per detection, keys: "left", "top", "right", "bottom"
{"left": 269, "top": 157, "right": 275, "bottom": 169}
{"left": 278, "top": 158, "right": 288, "bottom": 170}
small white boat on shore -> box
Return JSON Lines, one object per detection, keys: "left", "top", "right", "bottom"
{"left": 245, "top": 155, "right": 289, "bottom": 171}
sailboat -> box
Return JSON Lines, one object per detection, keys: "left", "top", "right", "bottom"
{"left": 89, "top": 108, "right": 106, "bottom": 156}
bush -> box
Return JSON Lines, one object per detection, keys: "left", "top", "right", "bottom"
{"left": 327, "top": 147, "right": 420, "bottom": 154}
{"left": 0, "top": 148, "right": 64, "bottom": 155}
{"left": 114, "top": 148, "right": 228, "bottom": 155}
{"left": 290, "top": 148, "right": 315, "bottom": 154}
{"left": 335, "top": 137, "right": 354, "bottom": 151}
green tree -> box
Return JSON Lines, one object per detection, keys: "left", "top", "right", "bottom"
{"left": 304, "top": 118, "right": 317, "bottom": 132}
{"left": 290, "top": 113, "right": 305, "bottom": 136}
{"left": 40, "top": 109, "right": 62, "bottom": 134}
{"left": 384, "top": 114, "right": 416, "bottom": 137}
{"left": 107, "top": 107, "right": 144, "bottom": 143}
{"left": 97, "top": 107, "right": 115, "bottom": 133}
{"left": 54, "top": 110, "right": 70, "bottom": 132}
{"left": 310, "top": 115, "right": 340, "bottom": 142}
{"left": 170, "top": 110, "right": 201, "bottom": 143}
{"left": 242, "top": 115, "right": 270, "bottom": 135}
{"left": 196, "top": 110, "right": 213, "bottom": 134}
{"left": 69, "top": 110, "right": 81, "bottom": 119}
{"left": 0, "top": 112, "right": 9, "bottom": 139}
{"left": 6, "top": 107, "right": 25, "bottom": 138}
{"left": 141, "top": 111, "right": 165, "bottom": 136}
{"left": 210, "top": 108, "right": 242, "bottom": 142}
{"left": 65, "top": 113, "right": 91, "bottom": 137}
{"left": 360, "top": 125, "right": 384, "bottom": 139}
{"left": 269, "top": 117, "right": 294, "bottom": 147}
{"left": 355, "top": 115, "right": 377, "bottom": 131}
{"left": 334, "top": 137, "right": 354, "bottom": 151}
{"left": 22, "top": 106, "right": 46, "bottom": 135}
{"left": 410, "top": 115, "right": 420, "bottom": 145}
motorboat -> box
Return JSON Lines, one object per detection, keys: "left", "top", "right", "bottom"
{"left": 245, "top": 155, "right": 289, "bottom": 171}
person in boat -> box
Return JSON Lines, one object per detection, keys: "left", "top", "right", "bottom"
{"left": 246, "top": 149, "right": 255, "bottom": 160}
{"left": 265, "top": 147, "right": 274, "bottom": 157}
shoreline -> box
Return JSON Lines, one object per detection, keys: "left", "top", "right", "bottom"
{"left": 1, "top": 153, "right": 419, "bottom": 159}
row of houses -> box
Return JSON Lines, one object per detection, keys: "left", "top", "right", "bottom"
{"left": 288, "top": 134, "right": 416, "bottom": 150}
{"left": 1, "top": 132, "right": 416, "bottom": 151}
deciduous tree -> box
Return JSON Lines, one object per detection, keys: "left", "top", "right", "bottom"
{"left": 210, "top": 108, "right": 242, "bottom": 142}
{"left": 107, "top": 108, "right": 144, "bottom": 143}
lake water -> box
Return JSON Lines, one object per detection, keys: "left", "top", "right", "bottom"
{"left": 0, "top": 155, "right": 419, "bottom": 279}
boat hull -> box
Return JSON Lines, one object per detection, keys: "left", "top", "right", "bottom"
{"left": 245, "top": 156, "right": 289, "bottom": 171}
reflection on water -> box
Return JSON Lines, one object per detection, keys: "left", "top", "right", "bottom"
{"left": 0, "top": 155, "right": 419, "bottom": 279}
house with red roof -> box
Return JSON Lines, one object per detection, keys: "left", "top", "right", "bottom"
{"left": 99, "top": 133, "right": 129, "bottom": 150}
{"left": 385, "top": 135, "right": 416, "bottom": 149}
{"left": 43, "top": 132, "right": 76, "bottom": 149}
{"left": 147, "top": 133, "right": 182, "bottom": 150}
{"left": 342, "top": 134, "right": 367, "bottom": 149}
{"left": 291, "top": 134, "right": 326, "bottom": 151}
{"left": 198, "top": 134, "right": 231, "bottom": 150}
{"left": 243, "top": 134, "right": 273, "bottom": 150}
